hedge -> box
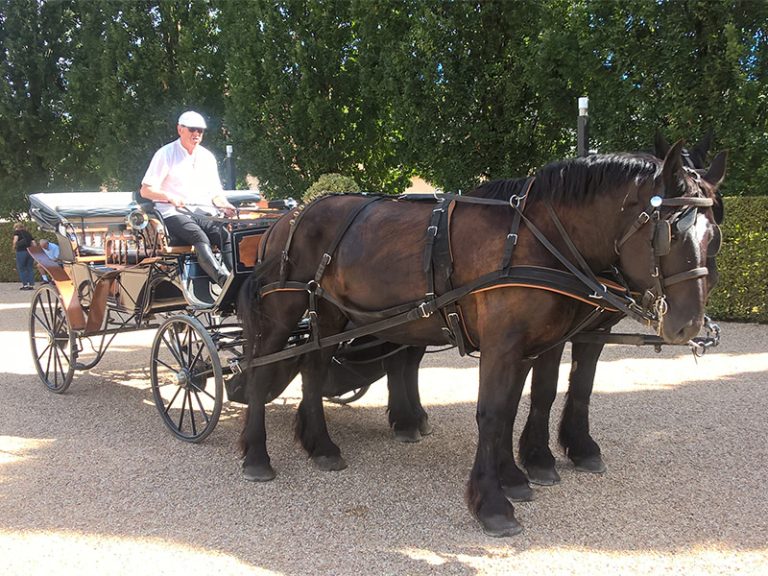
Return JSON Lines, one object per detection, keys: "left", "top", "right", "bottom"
{"left": 1, "top": 196, "right": 765, "bottom": 322}
{"left": 706, "top": 196, "right": 768, "bottom": 323}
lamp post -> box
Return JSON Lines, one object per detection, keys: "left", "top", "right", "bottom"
{"left": 224, "top": 145, "right": 236, "bottom": 190}
{"left": 577, "top": 96, "right": 589, "bottom": 158}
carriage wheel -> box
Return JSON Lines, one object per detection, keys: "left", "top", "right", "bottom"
{"left": 150, "top": 315, "right": 223, "bottom": 443}
{"left": 325, "top": 385, "right": 371, "bottom": 405}
{"left": 29, "top": 285, "right": 76, "bottom": 393}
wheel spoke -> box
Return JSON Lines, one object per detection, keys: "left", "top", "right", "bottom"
{"left": 153, "top": 357, "right": 178, "bottom": 373}
{"left": 188, "top": 390, "right": 198, "bottom": 436}
{"left": 163, "top": 384, "right": 184, "bottom": 416}
{"left": 191, "top": 388, "right": 211, "bottom": 424}
{"left": 189, "top": 378, "right": 216, "bottom": 402}
{"left": 161, "top": 330, "right": 184, "bottom": 367}
{"left": 176, "top": 388, "right": 189, "bottom": 431}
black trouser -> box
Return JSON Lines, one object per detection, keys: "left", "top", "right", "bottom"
{"left": 164, "top": 212, "right": 232, "bottom": 268}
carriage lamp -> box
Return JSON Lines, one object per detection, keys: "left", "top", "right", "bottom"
{"left": 127, "top": 209, "right": 149, "bottom": 230}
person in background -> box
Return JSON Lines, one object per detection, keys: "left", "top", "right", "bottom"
{"left": 139, "top": 110, "right": 235, "bottom": 286}
{"left": 12, "top": 223, "right": 36, "bottom": 290}
{"left": 38, "top": 239, "right": 60, "bottom": 284}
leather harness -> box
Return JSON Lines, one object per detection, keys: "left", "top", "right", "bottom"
{"left": 249, "top": 185, "right": 713, "bottom": 368}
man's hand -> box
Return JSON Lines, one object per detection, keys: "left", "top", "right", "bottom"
{"left": 166, "top": 193, "right": 185, "bottom": 208}
{"left": 213, "top": 195, "right": 237, "bottom": 217}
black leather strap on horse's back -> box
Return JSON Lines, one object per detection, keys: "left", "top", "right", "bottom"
{"left": 501, "top": 177, "right": 535, "bottom": 272}
{"left": 314, "top": 195, "right": 384, "bottom": 284}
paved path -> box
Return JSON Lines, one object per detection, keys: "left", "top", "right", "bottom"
{"left": 1, "top": 282, "right": 767, "bottom": 575}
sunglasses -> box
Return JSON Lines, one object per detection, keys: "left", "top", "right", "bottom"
{"left": 183, "top": 126, "right": 205, "bottom": 134}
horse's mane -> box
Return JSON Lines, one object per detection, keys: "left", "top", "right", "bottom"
{"left": 471, "top": 153, "right": 660, "bottom": 205}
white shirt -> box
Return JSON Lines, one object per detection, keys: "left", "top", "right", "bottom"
{"left": 141, "top": 139, "right": 223, "bottom": 217}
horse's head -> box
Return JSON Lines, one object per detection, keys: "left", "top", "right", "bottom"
{"left": 616, "top": 140, "right": 726, "bottom": 344}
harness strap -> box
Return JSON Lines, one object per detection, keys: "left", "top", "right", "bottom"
{"left": 545, "top": 202, "right": 603, "bottom": 289}
{"left": 513, "top": 208, "right": 654, "bottom": 324}
{"left": 501, "top": 179, "right": 534, "bottom": 271}
{"left": 315, "top": 196, "right": 384, "bottom": 284}
{"left": 663, "top": 266, "right": 708, "bottom": 287}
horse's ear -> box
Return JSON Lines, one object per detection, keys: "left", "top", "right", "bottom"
{"left": 690, "top": 129, "right": 714, "bottom": 168}
{"left": 654, "top": 130, "right": 671, "bottom": 159}
{"left": 703, "top": 150, "right": 727, "bottom": 188}
{"left": 661, "top": 139, "right": 685, "bottom": 197}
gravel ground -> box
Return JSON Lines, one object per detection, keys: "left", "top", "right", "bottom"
{"left": 1, "top": 282, "right": 767, "bottom": 575}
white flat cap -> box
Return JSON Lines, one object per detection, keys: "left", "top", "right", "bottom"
{"left": 177, "top": 110, "right": 207, "bottom": 129}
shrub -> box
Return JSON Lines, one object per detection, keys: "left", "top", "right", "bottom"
{"left": 706, "top": 196, "right": 768, "bottom": 323}
{"left": 302, "top": 173, "right": 360, "bottom": 204}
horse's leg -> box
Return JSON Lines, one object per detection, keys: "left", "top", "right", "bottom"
{"left": 467, "top": 339, "right": 530, "bottom": 537}
{"left": 241, "top": 292, "right": 308, "bottom": 482}
{"left": 241, "top": 360, "right": 300, "bottom": 481}
{"left": 559, "top": 341, "right": 606, "bottom": 474}
{"left": 405, "top": 346, "right": 432, "bottom": 436}
{"left": 387, "top": 346, "right": 430, "bottom": 442}
{"left": 498, "top": 415, "right": 534, "bottom": 502}
{"left": 296, "top": 347, "right": 348, "bottom": 471}
{"left": 519, "top": 344, "right": 565, "bottom": 486}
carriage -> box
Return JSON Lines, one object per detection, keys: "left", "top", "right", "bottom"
{"left": 26, "top": 190, "right": 379, "bottom": 443}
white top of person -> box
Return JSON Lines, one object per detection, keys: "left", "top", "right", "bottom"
{"left": 141, "top": 111, "right": 222, "bottom": 218}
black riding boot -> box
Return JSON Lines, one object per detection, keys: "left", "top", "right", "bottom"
{"left": 194, "top": 242, "right": 228, "bottom": 287}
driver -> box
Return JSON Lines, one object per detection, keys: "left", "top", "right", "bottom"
{"left": 140, "top": 110, "right": 235, "bottom": 286}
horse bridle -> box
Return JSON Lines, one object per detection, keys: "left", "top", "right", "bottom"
{"left": 614, "top": 174, "right": 716, "bottom": 332}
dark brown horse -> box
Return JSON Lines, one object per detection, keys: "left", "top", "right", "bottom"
{"left": 239, "top": 143, "right": 725, "bottom": 536}
{"left": 518, "top": 133, "right": 726, "bottom": 485}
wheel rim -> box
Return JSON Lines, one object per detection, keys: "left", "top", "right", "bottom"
{"left": 150, "top": 315, "right": 223, "bottom": 442}
{"left": 29, "top": 285, "right": 75, "bottom": 393}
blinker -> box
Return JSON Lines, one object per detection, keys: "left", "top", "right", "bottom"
{"left": 674, "top": 207, "right": 697, "bottom": 233}
{"left": 653, "top": 220, "right": 671, "bottom": 256}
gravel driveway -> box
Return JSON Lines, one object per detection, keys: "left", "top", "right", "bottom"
{"left": 1, "top": 282, "right": 766, "bottom": 575}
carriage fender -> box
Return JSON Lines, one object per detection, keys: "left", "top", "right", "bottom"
{"left": 28, "top": 246, "right": 87, "bottom": 331}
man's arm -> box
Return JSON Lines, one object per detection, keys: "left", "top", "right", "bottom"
{"left": 140, "top": 183, "right": 185, "bottom": 208}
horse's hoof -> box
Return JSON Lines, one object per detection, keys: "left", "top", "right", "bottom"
{"left": 394, "top": 428, "right": 422, "bottom": 443}
{"left": 242, "top": 463, "right": 276, "bottom": 482}
{"left": 419, "top": 418, "right": 433, "bottom": 436}
{"left": 502, "top": 482, "right": 534, "bottom": 502}
{"left": 312, "top": 454, "right": 348, "bottom": 471}
{"left": 526, "top": 465, "right": 561, "bottom": 486}
{"left": 478, "top": 514, "right": 524, "bottom": 537}
{"left": 573, "top": 455, "right": 606, "bottom": 474}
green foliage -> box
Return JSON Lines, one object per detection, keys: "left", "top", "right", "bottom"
{"left": 1, "top": 0, "right": 768, "bottom": 215}
{"left": 302, "top": 173, "right": 361, "bottom": 204}
{"left": 219, "top": 0, "right": 413, "bottom": 199}
{"left": 706, "top": 196, "right": 768, "bottom": 323}
{"left": 0, "top": 0, "right": 75, "bottom": 216}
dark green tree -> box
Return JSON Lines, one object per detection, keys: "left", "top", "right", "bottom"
{"left": 0, "top": 0, "right": 75, "bottom": 215}
{"left": 65, "top": 0, "right": 228, "bottom": 191}
{"left": 219, "top": 0, "right": 414, "bottom": 198}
